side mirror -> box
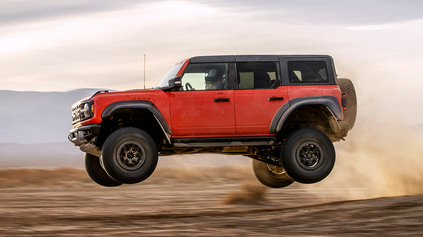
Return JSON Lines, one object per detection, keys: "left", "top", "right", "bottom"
{"left": 168, "top": 76, "right": 182, "bottom": 90}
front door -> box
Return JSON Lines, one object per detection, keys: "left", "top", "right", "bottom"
{"left": 170, "top": 62, "right": 236, "bottom": 138}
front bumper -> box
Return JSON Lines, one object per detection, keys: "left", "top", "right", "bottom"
{"left": 68, "top": 124, "right": 101, "bottom": 157}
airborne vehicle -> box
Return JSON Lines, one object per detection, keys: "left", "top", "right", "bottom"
{"left": 69, "top": 55, "right": 357, "bottom": 188}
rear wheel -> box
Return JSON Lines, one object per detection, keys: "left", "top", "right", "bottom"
{"left": 85, "top": 153, "right": 123, "bottom": 187}
{"left": 281, "top": 128, "right": 335, "bottom": 184}
{"left": 252, "top": 159, "right": 294, "bottom": 188}
{"left": 101, "top": 127, "right": 158, "bottom": 184}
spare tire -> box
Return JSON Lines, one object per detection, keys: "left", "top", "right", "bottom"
{"left": 337, "top": 78, "right": 357, "bottom": 129}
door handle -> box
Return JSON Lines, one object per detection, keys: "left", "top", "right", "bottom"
{"left": 268, "top": 97, "right": 284, "bottom": 101}
{"left": 214, "top": 98, "right": 230, "bottom": 102}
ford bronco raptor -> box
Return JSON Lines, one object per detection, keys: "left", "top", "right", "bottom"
{"left": 69, "top": 55, "right": 357, "bottom": 188}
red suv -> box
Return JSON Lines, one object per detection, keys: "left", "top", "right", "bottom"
{"left": 69, "top": 55, "right": 357, "bottom": 188}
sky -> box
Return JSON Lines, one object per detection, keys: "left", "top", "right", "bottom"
{"left": 1, "top": 0, "right": 423, "bottom": 124}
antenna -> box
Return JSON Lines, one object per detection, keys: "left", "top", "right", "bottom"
{"left": 143, "top": 54, "right": 146, "bottom": 89}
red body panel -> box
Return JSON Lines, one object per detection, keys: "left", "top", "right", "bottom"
{"left": 77, "top": 85, "right": 343, "bottom": 139}
{"left": 79, "top": 90, "right": 172, "bottom": 128}
{"left": 169, "top": 90, "right": 236, "bottom": 137}
{"left": 176, "top": 59, "right": 190, "bottom": 77}
{"left": 77, "top": 85, "right": 343, "bottom": 137}
{"left": 234, "top": 87, "right": 289, "bottom": 136}
{"left": 287, "top": 85, "right": 343, "bottom": 119}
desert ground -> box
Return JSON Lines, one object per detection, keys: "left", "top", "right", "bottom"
{"left": 1, "top": 126, "right": 423, "bottom": 236}
{"left": 0, "top": 161, "right": 422, "bottom": 236}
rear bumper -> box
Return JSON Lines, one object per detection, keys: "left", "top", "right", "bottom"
{"left": 68, "top": 124, "right": 101, "bottom": 157}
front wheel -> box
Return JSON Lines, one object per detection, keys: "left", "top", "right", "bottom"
{"left": 252, "top": 159, "right": 294, "bottom": 188}
{"left": 281, "top": 128, "right": 335, "bottom": 184}
{"left": 101, "top": 127, "right": 158, "bottom": 184}
{"left": 85, "top": 153, "right": 123, "bottom": 187}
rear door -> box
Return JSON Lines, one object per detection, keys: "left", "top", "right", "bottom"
{"left": 170, "top": 62, "right": 236, "bottom": 137}
{"left": 234, "top": 61, "right": 289, "bottom": 136}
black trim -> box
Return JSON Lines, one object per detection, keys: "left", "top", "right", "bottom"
{"left": 269, "top": 96, "right": 342, "bottom": 134}
{"left": 236, "top": 55, "right": 279, "bottom": 62}
{"left": 190, "top": 55, "right": 235, "bottom": 63}
{"left": 90, "top": 90, "right": 109, "bottom": 99}
{"left": 228, "top": 63, "right": 238, "bottom": 90}
{"left": 189, "top": 55, "right": 333, "bottom": 64}
{"left": 268, "top": 97, "right": 284, "bottom": 101}
{"left": 101, "top": 101, "right": 171, "bottom": 135}
{"left": 214, "top": 98, "right": 230, "bottom": 102}
{"left": 68, "top": 124, "right": 101, "bottom": 146}
{"left": 172, "top": 137, "right": 276, "bottom": 148}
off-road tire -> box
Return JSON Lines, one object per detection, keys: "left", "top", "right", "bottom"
{"left": 85, "top": 153, "right": 123, "bottom": 187}
{"left": 281, "top": 128, "right": 335, "bottom": 184}
{"left": 252, "top": 159, "right": 294, "bottom": 188}
{"left": 337, "top": 78, "right": 357, "bottom": 129}
{"left": 102, "top": 127, "right": 158, "bottom": 184}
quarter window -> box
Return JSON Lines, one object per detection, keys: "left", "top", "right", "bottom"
{"left": 181, "top": 63, "right": 228, "bottom": 90}
{"left": 288, "top": 61, "right": 328, "bottom": 83}
{"left": 237, "top": 62, "right": 279, "bottom": 89}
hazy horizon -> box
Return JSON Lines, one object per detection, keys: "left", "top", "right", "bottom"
{"left": 1, "top": 0, "right": 422, "bottom": 91}
{"left": 1, "top": 1, "right": 423, "bottom": 143}
{"left": 1, "top": 0, "right": 423, "bottom": 127}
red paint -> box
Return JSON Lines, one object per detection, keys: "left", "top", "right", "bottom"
{"left": 175, "top": 59, "right": 190, "bottom": 77}
{"left": 234, "top": 87, "right": 289, "bottom": 136}
{"left": 80, "top": 89, "right": 172, "bottom": 127}
{"left": 169, "top": 90, "right": 235, "bottom": 137}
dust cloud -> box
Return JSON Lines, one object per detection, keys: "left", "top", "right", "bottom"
{"left": 223, "top": 182, "right": 267, "bottom": 205}
{"left": 315, "top": 122, "right": 423, "bottom": 199}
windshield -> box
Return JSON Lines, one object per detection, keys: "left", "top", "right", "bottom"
{"left": 155, "top": 61, "right": 185, "bottom": 89}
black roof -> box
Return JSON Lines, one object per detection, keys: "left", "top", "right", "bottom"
{"left": 189, "top": 55, "right": 332, "bottom": 63}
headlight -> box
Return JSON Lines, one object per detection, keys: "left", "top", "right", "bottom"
{"left": 82, "top": 103, "right": 91, "bottom": 118}
{"left": 81, "top": 101, "right": 94, "bottom": 120}
{"left": 72, "top": 101, "right": 94, "bottom": 124}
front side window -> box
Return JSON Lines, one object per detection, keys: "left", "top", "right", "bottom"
{"left": 288, "top": 61, "right": 328, "bottom": 83}
{"left": 237, "top": 62, "right": 279, "bottom": 89}
{"left": 181, "top": 63, "right": 228, "bottom": 90}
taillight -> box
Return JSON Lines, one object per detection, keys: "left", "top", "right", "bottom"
{"left": 341, "top": 92, "right": 347, "bottom": 110}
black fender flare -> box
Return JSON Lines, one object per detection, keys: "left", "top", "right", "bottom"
{"left": 101, "top": 101, "right": 172, "bottom": 142}
{"left": 269, "top": 96, "right": 342, "bottom": 134}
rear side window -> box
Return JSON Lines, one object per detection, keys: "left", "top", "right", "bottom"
{"left": 237, "top": 62, "right": 279, "bottom": 89}
{"left": 288, "top": 61, "right": 328, "bottom": 83}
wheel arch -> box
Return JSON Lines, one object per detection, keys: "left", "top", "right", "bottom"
{"left": 270, "top": 96, "right": 342, "bottom": 137}
{"left": 98, "top": 101, "right": 171, "bottom": 148}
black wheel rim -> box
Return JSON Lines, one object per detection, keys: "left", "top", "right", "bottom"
{"left": 116, "top": 141, "right": 146, "bottom": 171}
{"left": 295, "top": 141, "right": 323, "bottom": 170}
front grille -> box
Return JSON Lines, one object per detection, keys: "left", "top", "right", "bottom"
{"left": 72, "top": 103, "right": 83, "bottom": 125}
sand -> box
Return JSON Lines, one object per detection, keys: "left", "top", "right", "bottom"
{"left": 0, "top": 167, "right": 422, "bottom": 236}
